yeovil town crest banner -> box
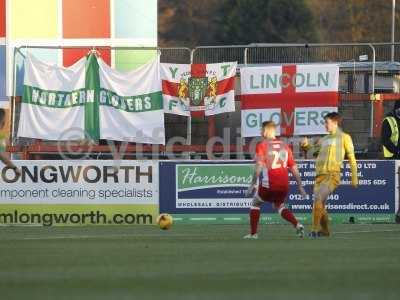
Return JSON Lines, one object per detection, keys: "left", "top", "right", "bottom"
{"left": 160, "top": 62, "right": 237, "bottom": 116}
{"left": 18, "top": 53, "right": 165, "bottom": 144}
{"left": 240, "top": 64, "right": 339, "bottom": 137}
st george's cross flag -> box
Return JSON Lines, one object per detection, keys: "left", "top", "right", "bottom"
{"left": 160, "top": 62, "right": 237, "bottom": 117}
{"left": 240, "top": 64, "right": 339, "bottom": 137}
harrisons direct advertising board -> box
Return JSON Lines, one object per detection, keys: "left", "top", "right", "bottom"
{"left": 175, "top": 163, "right": 253, "bottom": 209}
{"left": 0, "top": 160, "right": 159, "bottom": 225}
{"left": 159, "top": 160, "right": 396, "bottom": 224}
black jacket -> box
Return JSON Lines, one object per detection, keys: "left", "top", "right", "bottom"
{"left": 382, "top": 102, "right": 400, "bottom": 159}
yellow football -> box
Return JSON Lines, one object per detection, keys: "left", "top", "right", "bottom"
{"left": 157, "top": 213, "right": 173, "bottom": 230}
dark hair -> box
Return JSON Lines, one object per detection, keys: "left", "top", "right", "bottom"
{"left": 324, "top": 112, "right": 342, "bottom": 124}
{"left": 0, "top": 109, "right": 5, "bottom": 123}
{"left": 261, "top": 120, "right": 276, "bottom": 129}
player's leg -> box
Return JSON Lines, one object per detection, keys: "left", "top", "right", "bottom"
{"left": 318, "top": 173, "right": 340, "bottom": 236}
{"left": 273, "top": 191, "right": 304, "bottom": 237}
{"left": 244, "top": 195, "right": 264, "bottom": 239}
{"left": 250, "top": 196, "right": 262, "bottom": 235}
{"left": 319, "top": 201, "right": 330, "bottom": 236}
{"left": 311, "top": 181, "right": 331, "bottom": 237}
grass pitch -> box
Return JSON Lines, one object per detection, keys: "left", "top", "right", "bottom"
{"left": 0, "top": 224, "right": 399, "bottom": 300}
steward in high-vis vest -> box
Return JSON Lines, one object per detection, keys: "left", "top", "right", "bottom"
{"left": 381, "top": 101, "right": 400, "bottom": 159}
{"left": 382, "top": 102, "right": 400, "bottom": 223}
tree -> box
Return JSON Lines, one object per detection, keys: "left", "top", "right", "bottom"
{"left": 216, "top": 0, "right": 318, "bottom": 44}
{"left": 158, "top": 0, "right": 221, "bottom": 47}
{"left": 158, "top": 0, "right": 400, "bottom": 47}
{"left": 307, "top": 0, "right": 400, "bottom": 43}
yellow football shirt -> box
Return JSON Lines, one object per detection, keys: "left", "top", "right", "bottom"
{"left": 314, "top": 129, "right": 358, "bottom": 185}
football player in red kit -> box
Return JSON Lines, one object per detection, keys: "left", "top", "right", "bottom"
{"left": 244, "top": 121, "right": 307, "bottom": 239}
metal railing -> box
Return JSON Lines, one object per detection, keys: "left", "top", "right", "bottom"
{"left": 192, "top": 45, "right": 248, "bottom": 64}
{"left": 11, "top": 46, "right": 192, "bottom": 148}
{"left": 9, "top": 43, "right": 400, "bottom": 158}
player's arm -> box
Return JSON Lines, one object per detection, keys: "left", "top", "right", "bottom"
{"left": 247, "top": 144, "right": 264, "bottom": 196}
{"left": 344, "top": 134, "right": 358, "bottom": 187}
{"left": 312, "top": 138, "right": 322, "bottom": 157}
{"left": 300, "top": 137, "right": 321, "bottom": 157}
{"left": 287, "top": 147, "right": 307, "bottom": 199}
{"left": 0, "top": 152, "right": 21, "bottom": 176}
{"left": 250, "top": 160, "right": 262, "bottom": 188}
{"left": 247, "top": 160, "right": 263, "bottom": 196}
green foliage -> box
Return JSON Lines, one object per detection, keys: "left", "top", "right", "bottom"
{"left": 216, "top": 0, "right": 318, "bottom": 44}
{"left": 158, "top": 0, "right": 399, "bottom": 47}
{"left": 307, "top": 0, "right": 400, "bottom": 43}
{"left": 158, "top": 0, "right": 318, "bottom": 47}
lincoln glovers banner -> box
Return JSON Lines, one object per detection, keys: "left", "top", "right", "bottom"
{"left": 160, "top": 62, "right": 237, "bottom": 117}
{"left": 240, "top": 64, "right": 339, "bottom": 137}
{"left": 18, "top": 52, "right": 165, "bottom": 144}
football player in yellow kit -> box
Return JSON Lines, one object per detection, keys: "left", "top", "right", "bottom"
{"left": 301, "top": 112, "right": 358, "bottom": 238}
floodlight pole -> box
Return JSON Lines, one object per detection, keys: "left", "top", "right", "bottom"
{"left": 392, "top": 0, "right": 396, "bottom": 62}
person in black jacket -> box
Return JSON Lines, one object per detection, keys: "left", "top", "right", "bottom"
{"left": 381, "top": 101, "right": 400, "bottom": 223}
{"left": 381, "top": 101, "right": 400, "bottom": 159}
